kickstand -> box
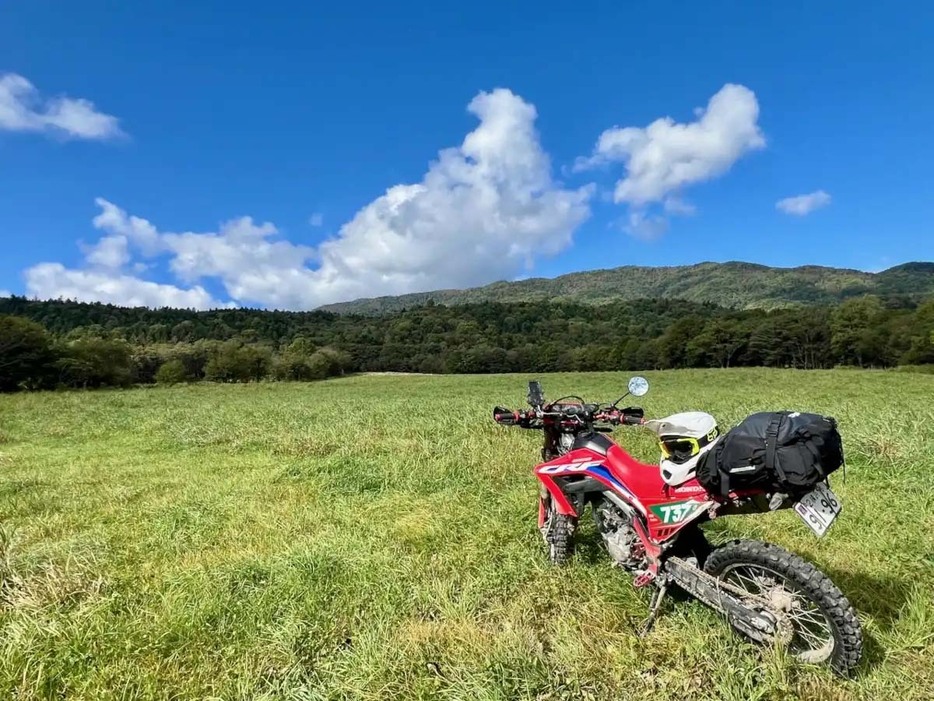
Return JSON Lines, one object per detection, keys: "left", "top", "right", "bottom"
{"left": 639, "top": 582, "right": 669, "bottom": 637}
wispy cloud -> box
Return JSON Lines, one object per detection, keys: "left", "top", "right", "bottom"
{"left": 776, "top": 190, "right": 831, "bottom": 216}
{"left": 623, "top": 211, "right": 669, "bottom": 241}
{"left": 0, "top": 73, "right": 125, "bottom": 140}
{"left": 308, "top": 212, "right": 324, "bottom": 227}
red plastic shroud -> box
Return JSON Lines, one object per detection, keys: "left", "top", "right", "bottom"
{"left": 535, "top": 440, "right": 717, "bottom": 558}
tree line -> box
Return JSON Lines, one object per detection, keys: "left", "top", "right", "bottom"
{"left": 1, "top": 293, "right": 933, "bottom": 391}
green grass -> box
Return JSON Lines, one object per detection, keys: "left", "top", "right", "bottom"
{"left": 1, "top": 369, "right": 932, "bottom": 700}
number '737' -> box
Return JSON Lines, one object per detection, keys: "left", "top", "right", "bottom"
{"left": 656, "top": 503, "right": 697, "bottom": 523}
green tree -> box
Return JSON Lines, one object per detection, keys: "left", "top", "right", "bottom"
{"left": 0, "top": 315, "right": 55, "bottom": 391}
{"left": 205, "top": 341, "right": 271, "bottom": 382}
{"left": 155, "top": 359, "right": 188, "bottom": 385}
{"left": 171, "top": 320, "right": 196, "bottom": 343}
{"left": 658, "top": 316, "right": 702, "bottom": 368}
{"left": 310, "top": 347, "right": 351, "bottom": 377}
{"left": 687, "top": 318, "right": 748, "bottom": 368}
{"left": 56, "top": 338, "right": 134, "bottom": 389}
{"left": 900, "top": 301, "right": 934, "bottom": 365}
{"left": 132, "top": 347, "right": 164, "bottom": 384}
{"left": 272, "top": 337, "right": 329, "bottom": 381}
{"left": 830, "top": 296, "right": 886, "bottom": 366}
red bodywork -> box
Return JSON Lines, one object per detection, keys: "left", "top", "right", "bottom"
{"left": 535, "top": 442, "right": 716, "bottom": 566}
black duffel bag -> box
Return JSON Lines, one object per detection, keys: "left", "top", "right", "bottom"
{"left": 696, "top": 411, "right": 843, "bottom": 496}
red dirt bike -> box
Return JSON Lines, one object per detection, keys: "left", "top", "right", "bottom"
{"left": 492, "top": 377, "right": 862, "bottom": 676}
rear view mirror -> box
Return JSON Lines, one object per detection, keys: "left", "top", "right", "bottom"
{"left": 628, "top": 376, "right": 649, "bottom": 397}
{"left": 527, "top": 380, "right": 544, "bottom": 407}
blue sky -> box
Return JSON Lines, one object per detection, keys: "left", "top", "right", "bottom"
{"left": 1, "top": 0, "right": 932, "bottom": 310}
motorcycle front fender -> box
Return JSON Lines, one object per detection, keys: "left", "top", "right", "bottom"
{"left": 536, "top": 474, "right": 578, "bottom": 520}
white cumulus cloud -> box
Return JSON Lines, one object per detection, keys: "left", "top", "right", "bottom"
{"left": 22, "top": 88, "right": 592, "bottom": 310}
{"left": 25, "top": 263, "right": 223, "bottom": 310}
{"left": 776, "top": 190, "right": 831, "bottom": 216}
{"left": 303, "top": 89, "right": 593, "bottom": 308}
{"left": 0, "top": 73, "right": 124, "bottom": 140}
{"left": 576, "top": 83, "right": 764, "bottom": 236}
{"left": 92, "top": 198, "right": 162, "bottom": 253}
{"left": 83, "top": 234, "right": 130, "bottom": 269}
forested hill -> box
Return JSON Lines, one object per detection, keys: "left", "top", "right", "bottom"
{"left": 2, "top": 292, "right": 934, "bottom": 382}
{"left": 320, "top": 261, "right": 934, "bottom": 314}
{"left": 3, "top": 262, "right": 934, "bottom": 393}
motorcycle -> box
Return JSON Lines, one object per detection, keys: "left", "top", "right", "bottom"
{"left": 492, "top": 377, "right": 862, "bottom": 676}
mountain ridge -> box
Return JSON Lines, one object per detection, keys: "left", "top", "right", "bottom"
{"left": 319, "top": 261, "right": 934, "bottom": 315}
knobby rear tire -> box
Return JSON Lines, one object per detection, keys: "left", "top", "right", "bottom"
{"left": 704, "top": 539, "right": 862, "bottom": 677}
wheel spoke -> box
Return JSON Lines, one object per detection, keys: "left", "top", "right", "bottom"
{"left": 794, "top": 614, "right": 832, "bottom": 639}
{"left": 731, "top": 572, "right": 761, "bottom": 591}
{"left": 793, "top": 622, "right": 830, "bottom": 648}
{"left": 719, "top": 562, "right": 835, "bottom": 662}
{"left": 791, "top": 609, "right": 829, "bottom": 627}
{"left": 725, "top": 567, "right": 773, "bottom": 594}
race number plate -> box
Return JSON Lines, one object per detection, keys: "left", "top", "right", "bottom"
{"left": 794, "top": 483, "right": 841, "bottom": 537}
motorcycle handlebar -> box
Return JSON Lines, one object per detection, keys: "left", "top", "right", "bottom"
{"left": 492, "top": 404, "right": 645, "bottom": 428}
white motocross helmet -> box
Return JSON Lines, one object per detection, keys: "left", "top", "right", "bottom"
{"left": 644, "top": 411, "right": 721, "bottom": 486}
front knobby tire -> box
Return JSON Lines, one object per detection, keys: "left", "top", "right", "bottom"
{"left": 704, "top": 539, "right": 863, "bottom": 677}
{"left": 541, "top": 501, "right": 576, "bottom": 566}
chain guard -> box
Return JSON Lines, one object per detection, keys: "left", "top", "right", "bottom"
{"left": 663, "top": 556, "right": 781, "bottom": 643}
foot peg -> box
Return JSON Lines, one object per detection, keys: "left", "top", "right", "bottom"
{"left": 633, "top": 571, "right": 656, "bottom": 588}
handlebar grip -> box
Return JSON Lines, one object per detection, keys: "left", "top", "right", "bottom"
{"left": 492, "top": 406, "right": 518, "bottom": 426}
{"left": 622, "top": 406, "right": 644, "bottom": 425}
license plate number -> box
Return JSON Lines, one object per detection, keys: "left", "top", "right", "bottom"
{"left": 794, "top": 483, "right": 841, "bottom": 537}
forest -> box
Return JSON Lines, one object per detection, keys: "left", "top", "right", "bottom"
{"left": 1, "top": 293, "right": 933, "bottom": 391}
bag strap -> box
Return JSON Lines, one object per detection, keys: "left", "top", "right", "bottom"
{"left": 802, "top": 436, "right": 824, "bottom": 464}
{"left": 765, "top": 414, "right": 787, "bottom": 483}
{"left": 711, "top": 441, "right": 730, "bottom": 497}
{"left": 836, "top": 418, "right": 846, "bottom": 484}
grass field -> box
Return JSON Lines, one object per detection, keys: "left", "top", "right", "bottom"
{"left": 1, "top": 369, "right": 932, "bottom": 700}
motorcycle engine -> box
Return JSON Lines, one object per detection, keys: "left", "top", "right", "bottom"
{"left": 594, "top": 501, "right": 644, "bottom": 570}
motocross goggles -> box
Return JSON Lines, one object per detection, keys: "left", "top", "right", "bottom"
{"left": 659, "top": 428, "right": 719, "bottom": 464}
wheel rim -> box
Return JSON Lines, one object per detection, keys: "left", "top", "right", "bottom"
{"left": 719, "top": 563, "right": 836, "bottom": 664}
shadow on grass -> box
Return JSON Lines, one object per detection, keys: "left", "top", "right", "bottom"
{"left": 572, "top": 534, "right": 607, "bottom": 566}
{"left": 820, "top": 565, "right": 914, "bottom": 672}
{"left": 571, "top": 527, "right": 907, "bottom": 674}
{"left": 826, "top": 568, "right": 912, "bottom": 628}
{"left": 568, "top": 513, "right": 608, "bottom": 567}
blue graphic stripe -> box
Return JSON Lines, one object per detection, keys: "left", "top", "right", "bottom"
{"left": 587, "top": 465, "right": 642, "bottom": 509}
{"left": 587, "top": 465, "right": 621, "bottom": 487}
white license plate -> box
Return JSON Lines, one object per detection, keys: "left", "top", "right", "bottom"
{"left": 794, "top": 483, "right": 842, "bottom": 537}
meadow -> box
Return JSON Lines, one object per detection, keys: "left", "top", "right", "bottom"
{"left": 0, "top": 369, "right": 932, "bottom": 700}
